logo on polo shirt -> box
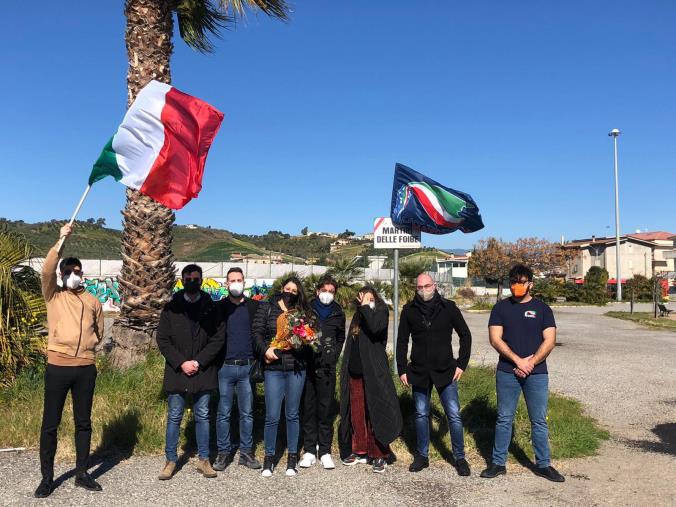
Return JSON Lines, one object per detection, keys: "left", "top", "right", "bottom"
{"left": 524, "top": 310, "right": 537, "bottom": 319}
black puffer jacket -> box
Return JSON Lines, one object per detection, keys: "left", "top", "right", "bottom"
{"left": 310, "top": 299, "right": 346, "bottom": 370}
{"left": 156, "top": 290, "right": 225, "bottom": 393}
{"left": 252, "top": 294, "right": 310, "bottom": 372}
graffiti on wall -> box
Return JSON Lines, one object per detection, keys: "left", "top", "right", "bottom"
{"left": 84, "top": 278, "right": 122, "bottom": 312}
{"left": 174, "top": 278, "right": 271, "bottom": 301}
{"left": 83, "top": 277, "right": 273, "bottom": 310}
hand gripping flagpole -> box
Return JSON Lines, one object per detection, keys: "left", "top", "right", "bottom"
{"left": 56, "top": 185, "right": 92, "bottom": 251}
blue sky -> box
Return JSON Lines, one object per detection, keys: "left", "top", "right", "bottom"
{"left": 1, "top": 1, "right": 675, "bottom": 249}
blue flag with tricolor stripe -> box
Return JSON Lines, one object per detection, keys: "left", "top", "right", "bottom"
{"left": 390, "top": 163, "right": 484, "bottom": 234}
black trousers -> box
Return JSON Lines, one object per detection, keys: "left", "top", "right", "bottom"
{"left": 39, "top": 363, "right": 97, "bottom": 481}
{"left": 301, "top": 366, "right": 337, "bottom": 456}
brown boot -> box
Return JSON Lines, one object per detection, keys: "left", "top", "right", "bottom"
{"left": 196, "top": 459, "right": 217, "bottom": 478}
{"left": 158, "top": 461, "right": 176, "bottom": 481}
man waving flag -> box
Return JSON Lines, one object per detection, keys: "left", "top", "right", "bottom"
{"left": 390, "top": 163, "right": 484, "bottom": 234}
{"left": 89, "top": 80, "right": 224, "bottom": 210}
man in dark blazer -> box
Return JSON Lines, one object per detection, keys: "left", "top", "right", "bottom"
{"left": 212, "top": 268, "right": 262, "bottom": 471}
{"left": 396, "top": 273, "right": 472, "bottom": 476}
{"left": 156, "top": 264, "right": 225, "bottom": 480}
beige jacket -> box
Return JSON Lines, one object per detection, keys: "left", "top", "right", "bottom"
{"left": 41, "top": 244, "right": 104, "bottom": 360}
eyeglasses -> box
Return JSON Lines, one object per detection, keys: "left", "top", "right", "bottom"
{"left": 416, "top": 283, "right": 435, "bottom": 290}
{"left": 184, "top": 277, "right": 201, "bottom": 283}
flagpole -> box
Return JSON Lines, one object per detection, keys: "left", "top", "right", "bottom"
{"left": 392, "top": 248, "right": 399, "bottom": 376}
{"left": 57, "top": 185, "right": 92, "bottom": 251}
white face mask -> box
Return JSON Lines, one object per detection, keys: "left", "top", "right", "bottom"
{"left": 64, "top": 273, "right": 82, "bottom": 290}
{"left": 318, "top": 292, "right": 334, "bottom": 305}
{"left": 228, "top": 282, "right": 244, "bottom": 297}
{"left": 368, "top": 301, "right": 376, "bottom": 310}
{"left": 417, "top": 288, "right": 435, "bottom": 301}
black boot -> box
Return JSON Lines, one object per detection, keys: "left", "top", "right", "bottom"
{"left": 456, "top": 458, "right": 471, "bottom": 477}
{"left": 534, "top": 466, "right": 565, "bottom": 482}
{"left": 34, "top": 479, "right": 53, "bottom": 498}
{"left": 286, "top": 453, "right": 299, "bottom": 476}
{"left": 74, "top": 471, "right": 102, "bottom": 492}
{"left": 212, "top": 450, "right": 236, "bottom": 471}
{"left": 408, "top": 454, "right": 429, "bottom": 472}
{"left": 480, "top": 463, "right": 506, "bottom": 479}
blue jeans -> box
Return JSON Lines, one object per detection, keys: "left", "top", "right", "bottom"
{"left": 263, "top": 370, "right": 306, "bottom": 456}
{"left": 413, "top": 381, "right": 465, "bottom": 460}
{"left": 216, "top": 364, "right": 254, "bottom": 453}
{"left": 165, "top": 391, "right": 211, "bottom": 462}
{"left": 492, "top": 370, "right": 550, "bottom": 467}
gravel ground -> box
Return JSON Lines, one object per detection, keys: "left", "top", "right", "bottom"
{"left": 2, "top": 305, "right": 674, "bottom": 506}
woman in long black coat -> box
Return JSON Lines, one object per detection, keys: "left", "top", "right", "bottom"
{"left": 339, "top": 286, "right": 402, "bottom": 473}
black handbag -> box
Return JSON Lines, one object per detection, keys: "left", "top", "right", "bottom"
{"left": 249, "top": 304, "right": 272, "bottom": 383}
{"left": 249, "top": 359, "right": 264, "bottom": 383}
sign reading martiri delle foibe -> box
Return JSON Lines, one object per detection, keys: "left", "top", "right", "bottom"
{"left": 373, "top": 217, "right": 421, "bottom": 249}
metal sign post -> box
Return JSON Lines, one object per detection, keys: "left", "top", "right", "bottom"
{"left": 373, "top": 217, "right": 421, "bottom": 375}
{"left": 393, "top": 248, "right": 399, "bottom": 376}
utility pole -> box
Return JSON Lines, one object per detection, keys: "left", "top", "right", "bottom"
{"left": 608, "top": 129, "right": 622, "bottom": 301}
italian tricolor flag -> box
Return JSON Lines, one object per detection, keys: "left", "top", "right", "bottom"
{"left": 89, "top": 80, "right": 224, "bottom": 209}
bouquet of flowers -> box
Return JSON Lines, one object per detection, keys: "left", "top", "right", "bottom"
{"left": 269, "top": 310, "right": 320, "bottom": 352}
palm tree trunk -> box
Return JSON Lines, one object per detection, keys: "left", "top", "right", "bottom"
{"left": 110, "top": 0, "right": 176, "bottom": 368}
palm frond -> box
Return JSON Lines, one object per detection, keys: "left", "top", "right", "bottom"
{"left": 220, "top": 0, "right": 289, "bottom": 20}
{"left": 175, "top": 0, "right": 289, "bottom": 52}
{"left": 175, "top": 0, "right": 233, "bottom": 53}
{"left": 0, "top": 228, "right": 46, "bottom": 387}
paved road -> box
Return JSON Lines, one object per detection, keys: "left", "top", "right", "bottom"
{"left": 2, "top": 304, "right": 675, "bottom": 506}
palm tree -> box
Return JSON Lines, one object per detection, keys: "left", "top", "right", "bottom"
{"left": 0, "top": 229, "right": 46, "bottom": 386}
{"left": 326, "top": 256, "right": 363, "bottom": 287}
{"left": 398, "top": 258, "right": 432, "bottom": 306}
{"left": 110, "top": 0, "right": 289, "bottom": 368}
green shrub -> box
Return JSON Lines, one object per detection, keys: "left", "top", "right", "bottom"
{"left": 582, "top": 266, "right": 609, "bottom": 305}
{"left": 0, "top": 229, "right": 47, "bottom": 387}
{"left": 533, "top": 278, "right": 565, "bottom": 303}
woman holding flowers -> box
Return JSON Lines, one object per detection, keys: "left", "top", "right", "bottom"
{"left": 339, "top": 286, "right": 402, "bottom": 474}
{"left": 253, "top": 276, "right": 319, "bottom": 477}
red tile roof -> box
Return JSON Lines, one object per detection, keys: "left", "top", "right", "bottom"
{"left": 628, "top": 231, "right": 676, "bottom": 241}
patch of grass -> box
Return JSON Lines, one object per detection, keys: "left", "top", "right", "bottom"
{"left": 605, "top": 311, "right": 676, "bottom": 331}
{"left": 0, "top": 354, "right": 608, "bottom": 464}
{"left": 468, "top": 300, "right": 494, "bottom": 311}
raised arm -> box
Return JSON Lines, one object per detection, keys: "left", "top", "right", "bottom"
{"left": 358, "top": 305, "right": 389, "bottom": 338}
{"left": 41, "top": 223, "right": 72, "bottom": 301}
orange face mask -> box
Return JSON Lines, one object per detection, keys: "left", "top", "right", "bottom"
{"left": 510, "top": 283, "right": 529, "bottom": 298}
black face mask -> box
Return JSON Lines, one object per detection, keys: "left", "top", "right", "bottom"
{"left": 281, "top": 292, "right": 299, "bottom": 307}
{"left": 184, "top": 279, "right": 201, "bottom": 295}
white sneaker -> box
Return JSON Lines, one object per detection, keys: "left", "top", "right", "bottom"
{"left": 285, "top": 467, "right": 298, "bottom": 477}
{"left": 320, "top": 454, "right": 335, "bottom": 470}
{"left": 299, "top": 452, "right": 316, "bottom": 468}
{"left": 261, "top": 468, "right": 273, "bottom": 477}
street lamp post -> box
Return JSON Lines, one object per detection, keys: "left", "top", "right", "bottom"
{"left": 608, "top": 128, "right": 622, "bottom": 302}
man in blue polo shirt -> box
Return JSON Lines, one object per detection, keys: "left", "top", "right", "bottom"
{"left": 213, "top": 268, "right": 261, "bottom": 471}
{"left": 480, "top": 264, "right": 564, "bottom": 483}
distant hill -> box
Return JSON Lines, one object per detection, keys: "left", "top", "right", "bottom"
{"left": 0, "top": 219, "right": 365, "bottom": 263}
{"left": 1, "top": 218, "right": 455, "bottom": 264}
{"left": 0, "top": 219, "right": 287, "bottom": 262}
